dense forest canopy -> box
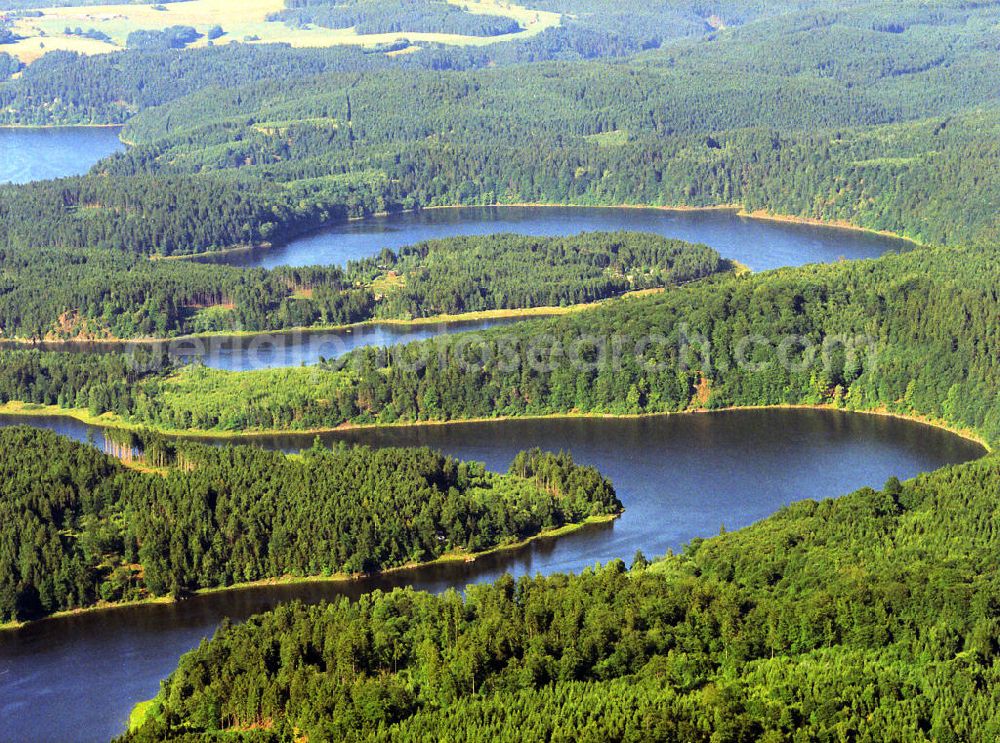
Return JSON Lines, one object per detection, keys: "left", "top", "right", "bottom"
{"left": 352, "top": 232, "right": 725, "bottom": 318}
{"left": 0, "top": 426, "right": 620, "bottom": 624}
{"left": 0, "top": 1, "right": 996, "bottom": 252}
{"left": 122, "top": 452, "right": 1000, "bottom": 741}
{"left": 0, "top": 232, "right": 722, "bottom": 339}
{"left": 0, "top": 2, "right": 998, "bottom": 740}
{"left": 0, "top": 0, "right": 859, "bottom": 82}
{"left": 268, "top": 0, "right": 524, "bottom": 37}
{"left": 0, "top": 50, "right": 21, "bottom": 79}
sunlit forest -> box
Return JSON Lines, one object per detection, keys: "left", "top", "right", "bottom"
{"left": 0, "top": 0, "right": 997, "bottom": 740}
{"left": 0, "top": 426, "right": 619, "bottom": 623}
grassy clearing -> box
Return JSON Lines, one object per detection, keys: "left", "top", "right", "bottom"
{"left": 0, "top": 33, "right": 118, "bottom": 64}
{"left": 585, "top": 130, "right": 630, "bottom": 147}
{"left": 9, "top": 0, "right": 561, "bottom": 64}
{"left": 0, "top": 400, "right": 127, "bottom": 428}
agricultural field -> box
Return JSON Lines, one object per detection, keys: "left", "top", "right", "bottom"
{"left": 1, "top": 0, "right": 561, "bottom": 63}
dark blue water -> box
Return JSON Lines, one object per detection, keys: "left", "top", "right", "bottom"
{"left": 0, "top": 409, "right": 985, "bottom": 743}
{"left": 0, "top": 137, "right": 942, "bottom": 743}
{"left": 212, "top": 206, "right": 913, "bottom": 273}
{"left": 0, "top": 127, "right": 124, "bottom": 184}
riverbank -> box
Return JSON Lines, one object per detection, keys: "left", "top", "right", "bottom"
{"left": 422, "top": 202, "right": 742, "bottom": 214}
{"left": 0, "top": 123, "right": 123, "bottom": 130}
{"left": 425, "top": 202, "right": 925, "bottom": 246}
{"left": 734, "top": 209, "right": 925, "bottom": 246}
{"left": 0, "top": 306, "right": 566, "bottom": 347}
{"left": 0, "top": 513, "right": 618, "bottom": 633}
{"left": 320, "top": 405, "right": 993, "bottom": 455}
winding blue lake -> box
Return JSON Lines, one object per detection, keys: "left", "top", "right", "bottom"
{"left": 0, "top": 409, "right": 986, "bottom": 742}
{"left": 210, "top": 206, "right": 914, "bottom": 273}
{"left": 0, "top": 140, "right": 947, "bottom": 743}
{"left": 0, "top": 127, "right": 124, "bottom": 184}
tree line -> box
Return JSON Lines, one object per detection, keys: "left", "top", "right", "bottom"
{"left": 0, "top": 2, "right": 996, "bottom": 252}
{"left": 0, "top": 1, "right": 883, "bottom": 125}
{"left": 1, "top": 242, "right": 989, "bottom": 442}
{"left": 269, "top": 0, "right": 524, "bottom": 37}
{"left": 0, "top": 426, "right": 620, "bottom": 624}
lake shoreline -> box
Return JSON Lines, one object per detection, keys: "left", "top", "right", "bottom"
{"left": 0, "top": 513, "right": 619, "bottom": 633}
{"left": 0, "top": 123, "right": 123, "bottom": 131}
{"left": 0, "top": 400, "right": 990, "bottom": 453}
{"left": 434, "top": 203, "right": 925, "bottom": 246}
{"left": 735, "top": 208, "right": 925, "bottom": 246}
{"left": 160, "top": 201, "right": 921, "bottom": 262}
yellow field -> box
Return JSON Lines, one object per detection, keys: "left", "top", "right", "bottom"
{"left": 7, "top": 0, "right": 562, "bottom": 64}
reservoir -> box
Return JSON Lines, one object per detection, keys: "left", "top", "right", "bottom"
{"left": 0, "top": 146, "right": 949, "bottom": 742}
{"left": 0, "top": 126, "right": 124, "bottom": 184}
{"left": 205, "top": 205, "right": 914, "bottom": 273}
{"left": 0, "top": 408, "right": 985, "bottom": 742}
{"left": 1, "top": 317, "right": 528, "bottom": 372}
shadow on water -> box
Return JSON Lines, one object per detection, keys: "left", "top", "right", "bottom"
{"left": 0, "top": 408, "right": 986, "bottom": 741}
{"left": 0, "top": 201, "right": 960, "bottom": 742}
{"left": 0, "top": 317, "right": 533, "bottom": 371}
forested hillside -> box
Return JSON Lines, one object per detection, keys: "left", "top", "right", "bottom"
{"left": 0, "top": 233, "right": 721, "bottom": 339}
{"left": 316, "top": 243, "right": 1000, "bottom": 439}
{"left": 122, "top": 452, "right": 1000, "bottom": 740}
{"left": 1, "top": 0, "right": 997, "bottom": 251}
{"left": 355, "top": 232, "right": 723, "bottom": 318}
{"left": 0, "top": 2, "right": 998, "bottom": 740}
{"left": 0, "top": 426, "right": 620, "bottom": 624}
{"left": 0, "top": 0, "right": 871, "bottom": 123}
{"left": 2, "top": 243, "right": 991, "bottom": 440}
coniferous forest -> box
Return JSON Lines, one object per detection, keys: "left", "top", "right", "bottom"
{"left": 0, "top": 243, "right": 993, "bottom": 440}
{"left": 0, "top": 0, "right": 997, "bottom": 740}
{"left": 267, "top": 0, "right": 525, "bottom": 37}
{"left": 1, "top": 1, "right": 999, "bottom": 252}
{"left": 121, "top": 455, "right": 1000, "bottom": 741}
{"left": 0, "top": 426, "right": 619, "bottom": 624}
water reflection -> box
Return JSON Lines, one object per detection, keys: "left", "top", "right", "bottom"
{"left": 0, "top": 126, "right": 124, "bottom": 184}
{"left": 0, "top": 317, "right": 530, "bottom": 372}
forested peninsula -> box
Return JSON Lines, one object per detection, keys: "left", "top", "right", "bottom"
{"left": 122, "top": 454, "right": 1000, "bottom": 741}
{"left": 0, "top": 232, "right": 723, "bottom": 341}
{"left": 0, "top": 1, "right": 998, "bottom": 740}
{"left": 0, "top": 426, "right": 620, "bottom": 626}
{"left": 2, "top": 1, "right": 999, "bottom": 256}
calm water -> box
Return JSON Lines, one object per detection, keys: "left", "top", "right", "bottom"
{"left": 2, "top": 318, "right": 527, "bottom": 372}
{"left": 0, "top": 155, "right": 939, "bottom": 741}
{"left": 0, "top": 409, "right": 985, "bottom": 742}
{"left": 0, "top": 127, "right": 124, "bottom": 184}
{"left": 209, "top": 206, "right": 913, "bottom": 273}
